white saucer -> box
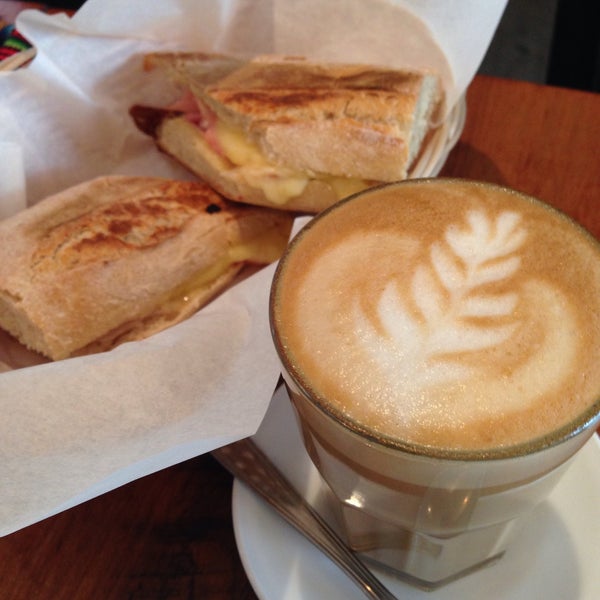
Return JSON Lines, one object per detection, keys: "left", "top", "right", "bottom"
{"left": 232, "top": 386, "right": 600, "bottom": 600}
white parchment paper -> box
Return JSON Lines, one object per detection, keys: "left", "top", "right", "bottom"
{"left": 0, "top": 0, "right": 506, "bottom": 535}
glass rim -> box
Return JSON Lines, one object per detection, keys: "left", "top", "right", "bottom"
{"left": 269, "top": 178, "right": 600, "bottom": 462}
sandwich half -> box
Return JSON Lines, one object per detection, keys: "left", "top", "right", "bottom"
{"left": 130, "top": 53, "right": 442, "bottom": 213}
{"left": 0, "top": 176, "right": 293, "bottom": 360}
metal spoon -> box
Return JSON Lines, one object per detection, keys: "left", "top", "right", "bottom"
{"left": 213, "top": 437, "right": 398, "bottom": 600}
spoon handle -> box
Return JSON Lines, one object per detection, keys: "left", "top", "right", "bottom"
{"left": 213, "top": 437, "right": 398, "bottom": 600}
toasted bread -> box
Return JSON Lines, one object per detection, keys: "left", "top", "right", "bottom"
{"left": 0, "top": 176, "right": 293, "bottom": 360}
{"left": 131, "top": 53, "right": 442, "bottom": 212}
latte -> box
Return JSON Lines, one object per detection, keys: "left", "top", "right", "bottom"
{"left": 272, "top": 179, "right": 600, "bottom": 451}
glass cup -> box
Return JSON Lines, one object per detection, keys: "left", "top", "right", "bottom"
{"left": 269, "top": 179, "right": 600, "bottom": 588}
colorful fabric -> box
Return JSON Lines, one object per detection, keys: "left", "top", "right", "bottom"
{"left": 0, "top": 23, "right": 33, "bottom": 63}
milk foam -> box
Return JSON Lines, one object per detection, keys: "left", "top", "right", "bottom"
{"left": 356, "top": 210, "right": 528, "bottom": 391}
{"left": 274, "top": 181, "right": 600, "bottom": 449}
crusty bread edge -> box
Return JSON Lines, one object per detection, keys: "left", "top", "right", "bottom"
{"left": 73, "top": 262, "right": 243, "bottom": 357}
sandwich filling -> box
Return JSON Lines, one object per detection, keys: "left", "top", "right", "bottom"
{"left": 168, "top": 90, "right": 370, "bottom": 205}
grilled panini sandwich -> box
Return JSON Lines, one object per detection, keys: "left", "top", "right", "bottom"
{"left": 130, "top": 53, "right": 442, "bottom": 213}
{"left": 0, "top": 176, "right": 293, "bottom": 360}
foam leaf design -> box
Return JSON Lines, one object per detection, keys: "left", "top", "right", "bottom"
{"left": 430, "top": 242, "right": 464, "bottom": 290}
{"left": 354, "top": 209, "right": 527, "bottom": 392}
{"left": 459, "top": 292, "right": 519, "bottom": 317}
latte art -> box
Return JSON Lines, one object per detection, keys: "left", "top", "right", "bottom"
{"left": 356, "top": 209, "right": 527, "bottom": 389}
{"left": 348, "top": 208, "right": 578, "bottom": 432}
{"left": 273, "top": 180, "right": 600, "bottom": 450}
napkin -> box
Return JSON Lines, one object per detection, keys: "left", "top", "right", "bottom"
{"left": 0, "top": 0, "right": 507, "bottom": 536}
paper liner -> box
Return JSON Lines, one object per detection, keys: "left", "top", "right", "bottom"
{"left": 0, "top": 0, "right": 506, "bottom": 535}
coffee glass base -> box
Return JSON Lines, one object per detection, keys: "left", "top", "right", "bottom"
{"left": 331, "top": 495, "right": 516, "bottom": 589}
{"left": 287, "top": 382, "right": 597, "bottom": 590}
{"left": 363, "top": 553, "right": 506, "bottom": 591}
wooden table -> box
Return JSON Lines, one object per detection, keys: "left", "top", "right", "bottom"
{"left": 0, "top": 62, "right": 598, "bottom": 600}
{"left": 444, "top": 76, "right": 599, "bottom": 238}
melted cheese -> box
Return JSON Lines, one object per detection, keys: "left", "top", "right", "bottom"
{"left": 214, "top": 121, "right": 309, "bottom": 205}
{"left": 322, "top": 175, "right": 370, "bottom": 199}
{"left": 228, "top": 225, "right": 291, "bottom": 265}
{"left": 163, "top": 225, "right": 289, "bottom": 315}
{"left": 215, "top": 121, "right": 268, "bottom": 167}
{"left": 213, "top": 120, "right": 369, "bottom": 205}
{"left": 163, "top": 256, "right": 234, "bottom": 311}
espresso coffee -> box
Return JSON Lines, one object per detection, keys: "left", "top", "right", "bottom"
{"left": 272, "top": 179, "right": 600, "bottom": 452}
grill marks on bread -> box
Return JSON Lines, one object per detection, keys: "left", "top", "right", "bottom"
{"left": 31, "top": 184, "right": 227, "bottom": 273}
{"left": 208, "top": 62, "right": 424, "bottom": 94}
{"left": 0, "top": 176, "right": 293, "bottom": 360}
{"left": 206, "top": 64, "right": 423, "bottom": 132}
{"left": 131, "top": 53, "right": 442, "bottom": 211}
